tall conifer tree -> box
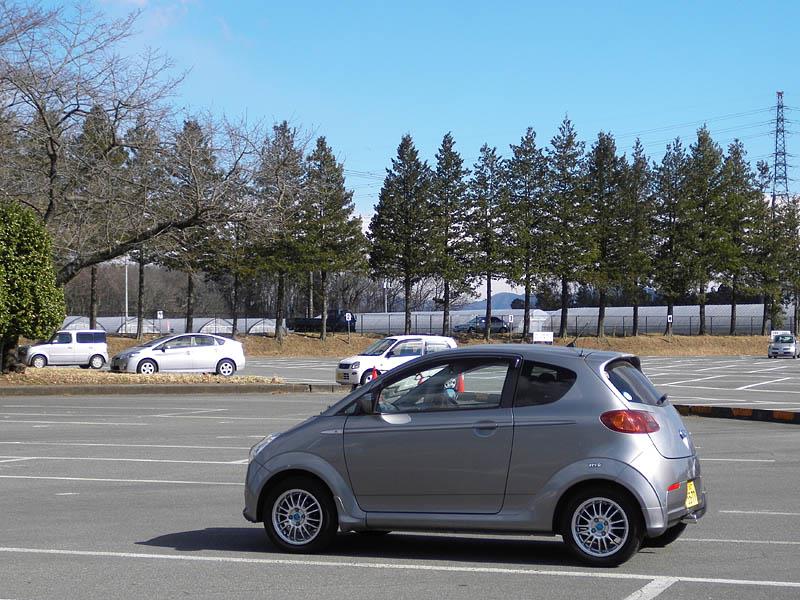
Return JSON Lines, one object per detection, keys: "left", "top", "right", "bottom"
{"left": 368, "top": 134, "right": 433, "bottom": 334}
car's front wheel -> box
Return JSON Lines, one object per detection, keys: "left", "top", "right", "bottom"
{"left": 136, "top": 359, "right": 158, "bottom": 375}
{"left": 89, "top": 354, "right": 105, "bottom": 369}
{"left": 360, "top": 370, "right": 379, "bottom": 385}
{"left": 561, "top": 486, "right": 643, "bottom": 567}
{"left": 263, "top": 476, "right": 338, "bottom": 553}
{"left": 216, "top": 358, "right": 236, "bottom": 377}
{"left": 30, "top": 355, "right": 47, "bottom": 369}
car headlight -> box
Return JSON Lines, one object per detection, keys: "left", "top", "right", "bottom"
{"left": 351, "top": 361, "right": 360, "bottom": 370}
{"left": 249, "top": 432, "right": 281, "bottom": 462}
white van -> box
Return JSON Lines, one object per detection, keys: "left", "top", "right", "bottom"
{"left": 20, "top": 330, "right": 108, "bottom": 369}
{"left": 336, "top": 335, "right": 457, "bottom": 387}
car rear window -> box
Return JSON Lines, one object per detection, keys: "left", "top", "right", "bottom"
{"left": 514, "top": 360, "right": 577, "bottom": 407}
{"left": 76, "top": 332, "right": 106, "bottom": 344}
{"left": 604, "top": 360, "right": 662, "bottom": 406}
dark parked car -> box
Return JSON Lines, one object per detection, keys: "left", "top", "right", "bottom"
{"left": 452, "top": 316, "right": 509, "bottom": 334}
{"left": 289, "top": 310, "right": 356, "bottom": 333}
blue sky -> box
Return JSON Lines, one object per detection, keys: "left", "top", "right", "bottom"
{"left": 89, "top": 0, "right": 800, "bottom": 221}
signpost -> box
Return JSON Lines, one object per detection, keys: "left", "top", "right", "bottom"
{"left": 345, "top": 312, "right": 353, "bottom": 343}
{"left": 507, "top": 315, "right": 514, "bottom": 339}
{"left": 156, "top": 310, "right": 164, "bottom": 334}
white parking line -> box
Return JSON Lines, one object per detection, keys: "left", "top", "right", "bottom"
{"left": 623, "top": 577, "right": 678, "bottom": 600}
{"left": 0, "top": 546, "right": 798, "bottom": 589}
{"left": 735, "top": 377, "right": 790, "bottom": 390}
{"left": 700, "top": 458, "right": 775, "bottom": 463}
{"left": 0, "top": 457, "right": 34, "bottom": 463}
{"left": 0, "top": 456, "right": 246, "bottom": 465}
{"left": 720, "top": 510, "right": 800, "bottom": 517}
{"left": 0, "top": 420, "right": 146, "bottom": 426}
{"left": 0, "top": 442, "right": 250, "bottom": 450}
{"left": 0, "top": 475, "right": 241, "bottom": 486}
{"left": 681, "top": 537, "right": 800, "bottom": 546}
{"left": 660, "top": 375, "right": 726, "bottom": 386}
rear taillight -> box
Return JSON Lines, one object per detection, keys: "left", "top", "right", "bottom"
{"left": 600, "top": 410, "right": 660, "bottom": 434}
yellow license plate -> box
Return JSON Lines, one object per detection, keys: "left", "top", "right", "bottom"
{"left": 685, "top": 480, "right": 699, "bottom": 509}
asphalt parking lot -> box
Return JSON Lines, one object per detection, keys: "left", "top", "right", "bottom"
{"left": 1, "top": 391, "right": 799, "bottom": 599}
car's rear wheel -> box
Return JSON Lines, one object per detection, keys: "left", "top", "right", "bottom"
{"left": 644, "top": 522, "right": 687, "bottom": 548}
{"left": 561, "top": 486, "right": 643, "bottom": 567}
{"left": 263, "top": 476, "right": 337, "bottom": 553}
{"left": 216, "top": 358, "right": 236, "bottom": 377}
{"left": 89, "top": 354, "right": 105, "bottom": 369}
{"left": 137, "top": 359, "right": 158, "bottom": 375}
{"left": 30, "top": 355, "right": 47, "bottom": 369}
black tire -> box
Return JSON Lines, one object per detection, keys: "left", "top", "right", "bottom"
{"left": 216, "top": 358, "right": 236, "bottom": 377}
{"left": 30, "top": 354, "right": 47, "bottom": 369}
{"left": 360, "top": 370, "right": 378, "bottom": 386}
{"left": 89, "top": 354, "right": 105, "bottom": 369}
{"left": 500, "top": 327, "right": 509, "bottom": 334}
{"left": 644, "top": 522, "right": 687, "bottom": 548}
{"left": 263, "top": 476, "right": 338, "bottom": 553}
{"left": 560, "top": 485, "right": 644, "bottom": 567}
{"left": 468, "top": 327, "right": 475, "bottom": 334}
{"left": 136, "top": 359, "right": 158, "bottom": 375}
{"left": 79, "top": 364, "right": 90, "bottom": 369}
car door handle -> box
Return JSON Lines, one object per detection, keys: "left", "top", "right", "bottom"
{"left": 473, "top": 421, "right": 498, "bottom": 436}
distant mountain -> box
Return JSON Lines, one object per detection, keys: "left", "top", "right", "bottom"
{"left": 457, "top": 292, "right": 528, "bottom": 311}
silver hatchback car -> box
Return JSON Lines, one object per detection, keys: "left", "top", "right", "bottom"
{"left": 244, "top": 345, "right": 706, "bottom": 566}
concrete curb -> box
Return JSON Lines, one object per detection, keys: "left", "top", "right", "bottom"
{"left": 674, "top": 404, "right": 800, "bottom": 425}
{"left": 0, "top": 383, "right": 343, "bottom": 396}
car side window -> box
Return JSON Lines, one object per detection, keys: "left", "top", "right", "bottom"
{"left": 377, "top": 359, "right": 511, "bottom": 414}
{"left": 164, "top": 336, "right": 192, "bottom": 349}
{"left": 193, "top": 335, "right": 216, "bottom": 347}
{"left": 390, "top": 340, "right": 423, "bottom": 357}
{"left": 56, "top": 332, "right": 72, "bottom": 344}
{"left": 513, "top": 360, "right": 577, "bottom": 407}
{"left": 76, "top": 332, "right": 94, "bottom": 344}
{"left": 425, "top": 342, "right": 450, "bottom": 354}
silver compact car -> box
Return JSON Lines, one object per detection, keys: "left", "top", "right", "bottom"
{"left": 768, "top": 333, "right": 798, "bottom": 359}
{"left": 244, "top": 345, "right": 705, "bottom": 567}
{"left": 110, "top": 333, "right": 245, "bottom": 376}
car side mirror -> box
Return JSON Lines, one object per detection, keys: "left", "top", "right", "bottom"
{"left": 357, "top": 393, "right": 375, "bottom": 415}
{"left": 386, "top": 351, "right": 395, "bottom": 358}
{"left": 161, "top": 346, "right": 167, "bottom": 352}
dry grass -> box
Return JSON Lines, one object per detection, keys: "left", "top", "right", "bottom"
{"left": 101, "top": 332, "right": 771, "bottom": 358}
{"left": 0, "top": 369, "right": 284, "bottom": 386}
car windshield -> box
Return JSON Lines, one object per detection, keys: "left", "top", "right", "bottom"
{"left": 774, "top": 335, "right": 794, "bottom": 343}
{"left": 137, "top": 335, "right": 176, "bottom": 348}
{"left": 360, "top": 338, "right": 396, "bottom": 356}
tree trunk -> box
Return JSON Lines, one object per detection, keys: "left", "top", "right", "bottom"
{"left": 665, "top": 302, "right": 674, "bottom": 336}
{"left": 632, "top": 301, "right": 639, "bottom": 337}
{"left": 698, "top": 290, "right": 706, "bottom": 335}
{"left": 185, "top": 272, "right": 194, "bottom": 333}
{"left": 558, "top": 276, "right": 569, "bottom": 338}
{"left": 597, "top": 287, "right": 606, "bottom": 337}
{"left": 276, "top": 272, "right": 285, "bottom": 342}
{"left": 89, "top": 265, "right": 98, "bottom": 329}
{"left": 307, "top": 271, "right": 314, "bottom": 319}
{"left": 442, "top": 279, "right": 450, "bottom": 336}
{"left": 761, "top": 294, "right": 769, "bottom": 336}
{"left": 231, "top": 271, "right": 239, "bottom": 339}
{"left": 1, "top": 333, "right": 21, "bottom": 374}
{"left": 404, "top": 274, "right": 412, "bottom": 335}
{"left": 484, "top": 272, "right": 492, "bottom": 342}
{"left": 320, "top": 271, "right": 328, "bottom": 341}
{"left": 522, "top": 259, "right": 531, "bottom": 339}
{"left": 729, "top": 277, "right": 737, "bottom": 336}
{"left": 136, "top": 247, "right": 145, "bottom": 340}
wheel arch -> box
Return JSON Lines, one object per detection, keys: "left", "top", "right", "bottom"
{"left": 137, "top": 357, "right": 159, "bottom": 373}
{"left": 257, "top": 469, "right": 332, "bottom": 523}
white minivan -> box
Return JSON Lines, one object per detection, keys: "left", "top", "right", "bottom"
{"left": 336, "top": 335, "right": 457, "bottom": 387}
{"left": 20, "top": 330, "right": 108, "bottom": 369}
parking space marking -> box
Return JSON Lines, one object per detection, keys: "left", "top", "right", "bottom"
{"left": 735, "top": 377, "right": 790, "bottom": 390}
{"left": 0, "top": 457, "right": 34, "bottom": 464}
{"left": 681, "top": 537, "right": 800, "bottom": 546}
{"left": 700, "top": 458, "right": 775, "bottom": 463}
{"left": 0, "top": 546, "right": 799, "bottom": 589}
{"left": 0, "top": 419, "right": 147, "bottom": 426}
{"left": 0, "top": 475, "right": 241, "bottom": 486}
{"left": 659, "top": 375, "right": 726, "bottom": 386}
{"left": 622, "top": 577, "right": 678, "bottom": 600}
{"left": 0, "top": 442, "right": 250, "bottom": 450}
{"left": 720, "top": 510, "right": 800, "bottom": 517}
{"left": 0, "top": 455, "right": 246, "bottom": 465}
